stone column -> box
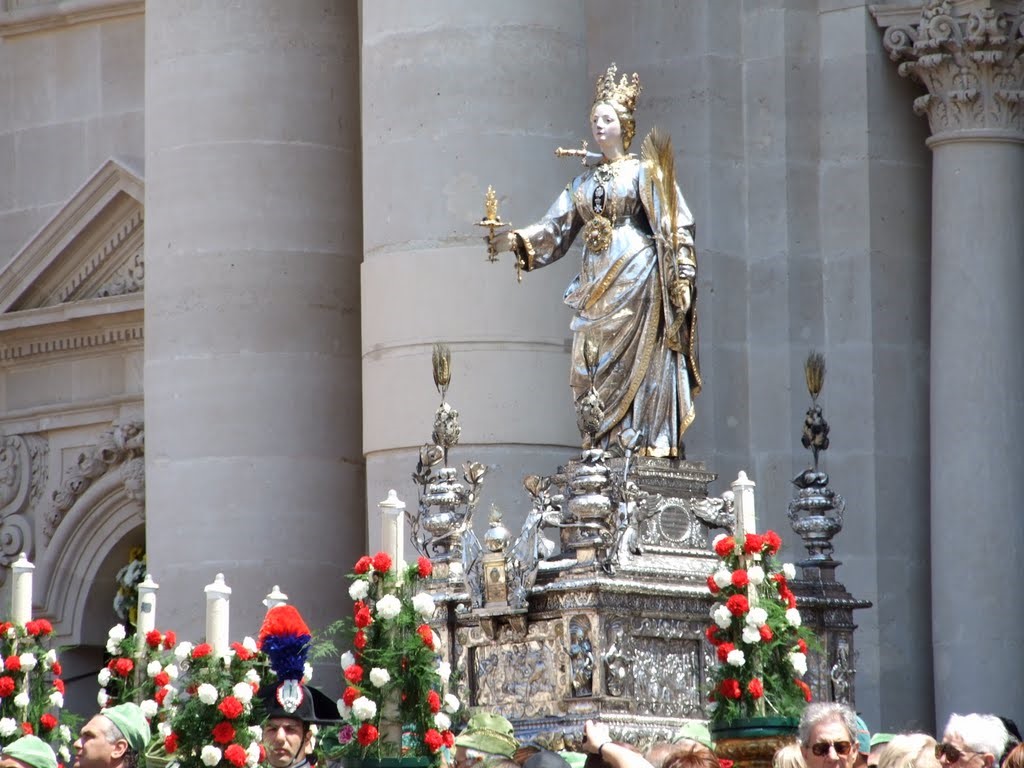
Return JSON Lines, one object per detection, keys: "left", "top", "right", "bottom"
{"left": 360, "top": 4, "right": 587, "bottom": 545}
{"left": 144, "top": 2, "right": 362, "bottom": 639}
{"left": 875, "top": 0, "right": 1024, "bottom": 723}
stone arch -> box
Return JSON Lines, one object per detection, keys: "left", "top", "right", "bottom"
{"left": 37, "top": 470, "right": 144, "bottom": 647}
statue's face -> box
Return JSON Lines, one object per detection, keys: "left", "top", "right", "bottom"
{"left": 591, "top": 102, "right": 623, "bottom": 155}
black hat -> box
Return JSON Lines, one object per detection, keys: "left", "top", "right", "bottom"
{"left": 257, "top": 681, "right": 341, "bottom": 725}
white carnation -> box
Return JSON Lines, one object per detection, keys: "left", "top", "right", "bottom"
{"left": 785, "top": 608, "right": 802, "bottom": 627}
{"left": 18, "top": 653, "right": 36, "bottom": 672}
{"left": 59, "top": 747, "right": 70, "bottom": 763}
{"left": 200, "top": 746, "right": 222, "bottom": 767}
{"left": 242, "top": 636, "right": 258, "bottom": 653}
{"left": 44, "top": 650, "right": 57, "bottom": 669}
{"left": 97, "top": 689, "right": 109, "bottom": 707}
{"left": 147, "top": 660, "right": 163, "bottom": 677}
{"left": 244, "top": 669, "right": 260, "bottom": 686}
{"left": 726, "top": 649, "right": 746, "bottom": 667}
{"left": 790, "top": 651, "right": 808, "bottom": 676}
{"left": 336, "top": 701, "right": 351, "bottom": 720}
{"left": 351, "top": 696, "right": 377, "bottom": 722}
{"left": 59, "top": 725, "right": 71, "bottom": 742}
{"left": 140, "top": 699, "right": 159, "bottom": 718}
{"left": 341, "top": 652, "right": 355, "bottom": 670}
{"left": 5, "top": 628, "right": 14, "bottom": 640}
{"left": 412, "top": 592, "right": 435, "bottom": 619}
{"left": 164, "top": 664, "right": 179, "bottom": 680}
{"left": 174, "top": 642, "right": 193, "bottom": 661}
{"left": 49, "top": 691, "right": 64, "bottom": 708}
{"left": 13, "top": 691, "right": 29, "bottom": 708}
{"left": 197, "top": 683, "right": 219, "bottom": 705}
{"left": 0, "top": 718, "right": 18, "bottom": 737}
{"left": 348, "top": 580, "right": 369, "bottom": 601}
{"left": 245, "top": 742, "right": 261, "bottom": 768}
{"left": 747, "top": 565, "right": 766, "bottom": 586}
{"left": 435, "top": 713, "right": 451, "bottom": 731}
{"left": 232, "top": 682, "right": 253, "bottom": 705}
{"left": 105, "top": 638, "right": 121, "bottom": 655}
{"left": 746, "top": 607, "right": 769, "bottom": 627}
{"left": 437, "top": 661, "right": 451, "bottom": 684}
{"left": 712, "top": 569, "right": 732, "bottom": 589}
{"left": 783, "top": 563, "right": 797, "bottom": 580}
{"left": 376, "top": 594, "right": 402, "bottom": 620}
{"left": 108, "top": 624, "right": 127, "bottom": 641}
{"left": 742, "top": 625, "right": 761, "bottom": 644}
{"left": 97, "top": 667, "right": 112, "bottom": 686}
{"left": 443, "top": 693, "right": 460, "bottom": 714}
{"left": 712, "top": 604, "right": 732, "bottom": 629}
{"left": 369, "top": 668, "right": 391, "bottom": 688}
{"left": 712, "top": 533, "right": 728, "bottom": 549}
{"left": 248, "top": 726, "right": 263, "bottom": 741}
{"left": 304, "top": 662, "right": 314, "bottom": 683}
{"left": 158, "top": 722, "right": 172, "bottom": 739}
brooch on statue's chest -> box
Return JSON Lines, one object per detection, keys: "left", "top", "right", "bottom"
{"left": 580, "top": 163, "right": 618, "bottom": 253}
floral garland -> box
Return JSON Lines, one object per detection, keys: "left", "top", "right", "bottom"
{"left": 0, "top": 619, "right": 73, "bottom": 763}
{"left": 98, "top": 625, "right": 179, "bottom": 735}
{"left": 330, "top": 552, "right": 458, "bottom": 763}
{"left": 704, "top": 531, "right": 816, "bottom": 724}
{"left": 162, "top": 639, "right": 266, "bottom": 768}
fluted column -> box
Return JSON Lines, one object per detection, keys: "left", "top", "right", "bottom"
{"left": 360, "top": 4, "right": 587, "bottom": 545}
{"left": 876, "top": 0, "right": 1024, "bottom": 724}
{"left": 144, "top": 2, "right": 362, "bottom": 639}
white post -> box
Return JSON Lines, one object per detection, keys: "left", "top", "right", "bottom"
{"left": 136, "top": 574, "right": 160, "bottom": 653}
{"left": 10, "top": 553, "right": 34, "bottom": 625}
{"left": 204, "top": 573, "right": 231, "bottom": 657}
{"left": 378, "top": 489, "right": 406, "bottom": 565}
{"left": 263, "top": 585, "right": 288, "bottom": 609}
{"left": 730, "top": 470, "right": 764, "bottom": 715}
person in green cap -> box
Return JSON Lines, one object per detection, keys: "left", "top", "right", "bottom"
{"left": 453, "top": 712, "right": 518, "bottom": 768}
{"left": 72, "top": 702, "right": 150, "bottom": 768}
{"left": 0, "top": 735, "right": 58, "bottom": 768}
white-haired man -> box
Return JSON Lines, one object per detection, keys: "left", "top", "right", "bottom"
{"left": 800, "top": 702, "right": 860, "bottom": 768}
{"left": 936, "top": 714, "right": 1011, "bottom": 768}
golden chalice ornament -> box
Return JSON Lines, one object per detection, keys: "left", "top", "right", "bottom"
{"left": 476, "top": 186, "right": 523, "bottom": 283}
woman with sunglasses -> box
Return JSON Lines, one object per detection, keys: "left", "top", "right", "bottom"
{"left": 799, "top": 703, "right": 861, "bottom": 768}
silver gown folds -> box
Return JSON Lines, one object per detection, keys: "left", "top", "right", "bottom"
{"left": 513, "top": 150, "right": 701, "bottom": 458}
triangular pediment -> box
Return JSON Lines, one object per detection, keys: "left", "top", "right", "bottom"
{"left": 0, "top": 158, "right": 144, "bottom": 313}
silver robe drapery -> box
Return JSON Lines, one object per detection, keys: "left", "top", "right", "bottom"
{"left": 513, "top": 153, "right": 701, "bottom": 458}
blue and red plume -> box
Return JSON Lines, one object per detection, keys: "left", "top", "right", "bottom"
{"left": 258, "top": 605, "right": 312, "bottom": 682}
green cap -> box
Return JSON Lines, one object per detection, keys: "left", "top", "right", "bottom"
{"left": 672, "top": 721, "right": 714, "bottom": 750}
{"left": 102, "top": 703, "right": 151, "bottom": 753}
{"left": 870, "top": 734, "right": 896, "bottom": 749}
{"left": 454, "top": 712, "right": 518, "bottom": 758}
{"left": 3, "top": 735, "right": 57, "bottom": 768}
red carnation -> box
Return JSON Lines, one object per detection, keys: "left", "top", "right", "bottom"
{"left": 719, "top": 678, "right": 742, "bottom": 700}
{"left": 155, "top": 688, "right": 169, "bottom": 706}
{"left": 357, "top": 724, "right": 379, "bottom": 747}
{"left": 51, "top": 661, "right": 62, "bottom": 676}
{"left": 443, "top": 731, "right": 455, "bottom": 748}
{"left": 20, "top": 723, "right": 32, "bottom": 735}
{"left": 230, "top": 642, "right": 253, "bottom": 661}
{"left": 731, "top": 570, "right": 749, "bottom": 588}
{"left": 344, "top": 664, "right": 364, "bottom": 684}
{"left": 372, "top": 551, "right": 392, "bottom": 573}
{"left": 427, "top": 690, "right": 441, "bottom": 713}
{"left": 343, "top": 686, "right": 360, "bottom": 707}
{"left": 781, "top": 589, "right": 797, "bottom": 609}
{"left": 259, "top": 746, "right": 266, "bottom": 763}
{"left": 354, "top": 556, "right": 373, "bottom": 575}
{"left": 163, "top": 631, "right": 177, "bottom": 649}
{"left": 218, "top": 696, "right": 244, "bottom": 720}
{"left": 424, "top": 729, "right": 444, "bottom": 753}
{"left": 191, "top": 643, "right": 212, "bottom": 659}
{"left": 154, "top": 671, "right": 170, "bottom": 688}
{"left": 418, "top": 556, "right": 433, "bottom": 578}
{"left": 705, "top": 626, "right": 722, "bottom": 646}
{"left": 224, "top": 744, "right": 247, "bottom": 768}
{"left": 716, "top": 642, "right": 735, "bottom": 663}
{"left": 146, "top": 630, "right": 163, "bottom": 649}
{"left": 764, "top": 530, "right": 782, "bottom": 554}
{"left": 417, "top": 624, "right": 434, "bottom": 649}
{"left": 164, "top": 733, "right": 179, "bottom": 754}
{"left": 714, "top": 536, "right": 736, "bottom": 558}
{"left": 212, "top": 721, "right": 236, "bottom": 745}
{"left": 354, "top": 631, "right": 367, "bottom": 650}
{"left": 4, "top": 657, "right": 20, "bottom": 672}
{"left": 53, "top": 679, "right": 65, "bottom": 694}
{"left": 39, "top": 714, "right": 57, "bottom": 731}
{"left": 721, "top": 761, "right": 735, "bottom": 768}
{"left": 354, "top": 607, "right": 373, "bottom": 629}
{"left": 773, "top": 572, "right": 787, "bottom": 586}
{"left": 759, "top": 625, "right": 773, "bottom": 643}
{"left": 743, "top": 533, "right": 764, "bottom": 554}
{"left": 725, "top": 594, "right": 749, "bottom": 616}
{"left": 0, "top": 677, "right": 15, "bottom": 697}
{"left": 797, "top": 638, "right": 808, "bottom": 654}
{"left": 113, "top": 658, "right": 134, "bottom": 677}
{"left": 25, "top": 619, "right": 52, "bottom": 636}
{"left": 0, "top": 623, "right": 11, "bottom": 636}
{"left": 795, "top": 678, "right": 812, "bottom": 702}
{"left": 747, "top": 678, "right": 764, "bottom": 699}
{"left": 706, "top": 575, "right": 720, "bottom": 594}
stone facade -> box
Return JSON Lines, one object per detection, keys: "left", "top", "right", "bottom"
{"left": 0, "top": 0, "right": 1015, "bottom": 734}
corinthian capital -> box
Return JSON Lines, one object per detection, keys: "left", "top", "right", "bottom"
{"left": 873, "top": 0, "right": 1024, "bottom": 141}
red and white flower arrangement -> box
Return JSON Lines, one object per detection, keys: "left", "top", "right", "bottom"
{"left": 0, "top": 619, "right": 73, "bottom": 763}
{"left": 98, "top": 624, "right": 180, "bottom": 725}
{"left": 330, "top": 552, "right": 456, "bottom": 762}
{"left": 705, "top": 530, "right": 816, "bottom": 724}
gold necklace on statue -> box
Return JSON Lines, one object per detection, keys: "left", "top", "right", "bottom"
{"left": 583, "top": 157, "right": 628, "bottom": 253}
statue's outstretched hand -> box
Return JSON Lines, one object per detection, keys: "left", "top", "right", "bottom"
{"left": 669, "top": 277, "right": 692, "bottom": 313}
{"left": 487, "top": 228, "right": 514, "bottom": 255}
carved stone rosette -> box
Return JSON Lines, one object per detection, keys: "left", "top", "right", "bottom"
{"left": 876, "top": 0, "right": 1024, "bottom": 141}
{"left": 0, "top": 434, "right": 48, "bottom": 581}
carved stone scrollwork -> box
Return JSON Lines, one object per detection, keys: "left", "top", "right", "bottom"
{"left": 0, "top": 434, "right": 48, "bottom": 581}
{"left": 45, "top": 420, "right": 144, "bottom": 542}
{"left": 876, "top": 0, "right": 1024, "bottom": 139}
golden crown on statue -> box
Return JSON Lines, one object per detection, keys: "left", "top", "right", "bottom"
{"left": 593, "top": 62, "right": 642, "bottom": 113}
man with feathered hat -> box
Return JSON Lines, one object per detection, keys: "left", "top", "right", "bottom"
{"left": 257, "top": 605, "right": 339, "bottom": 768}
